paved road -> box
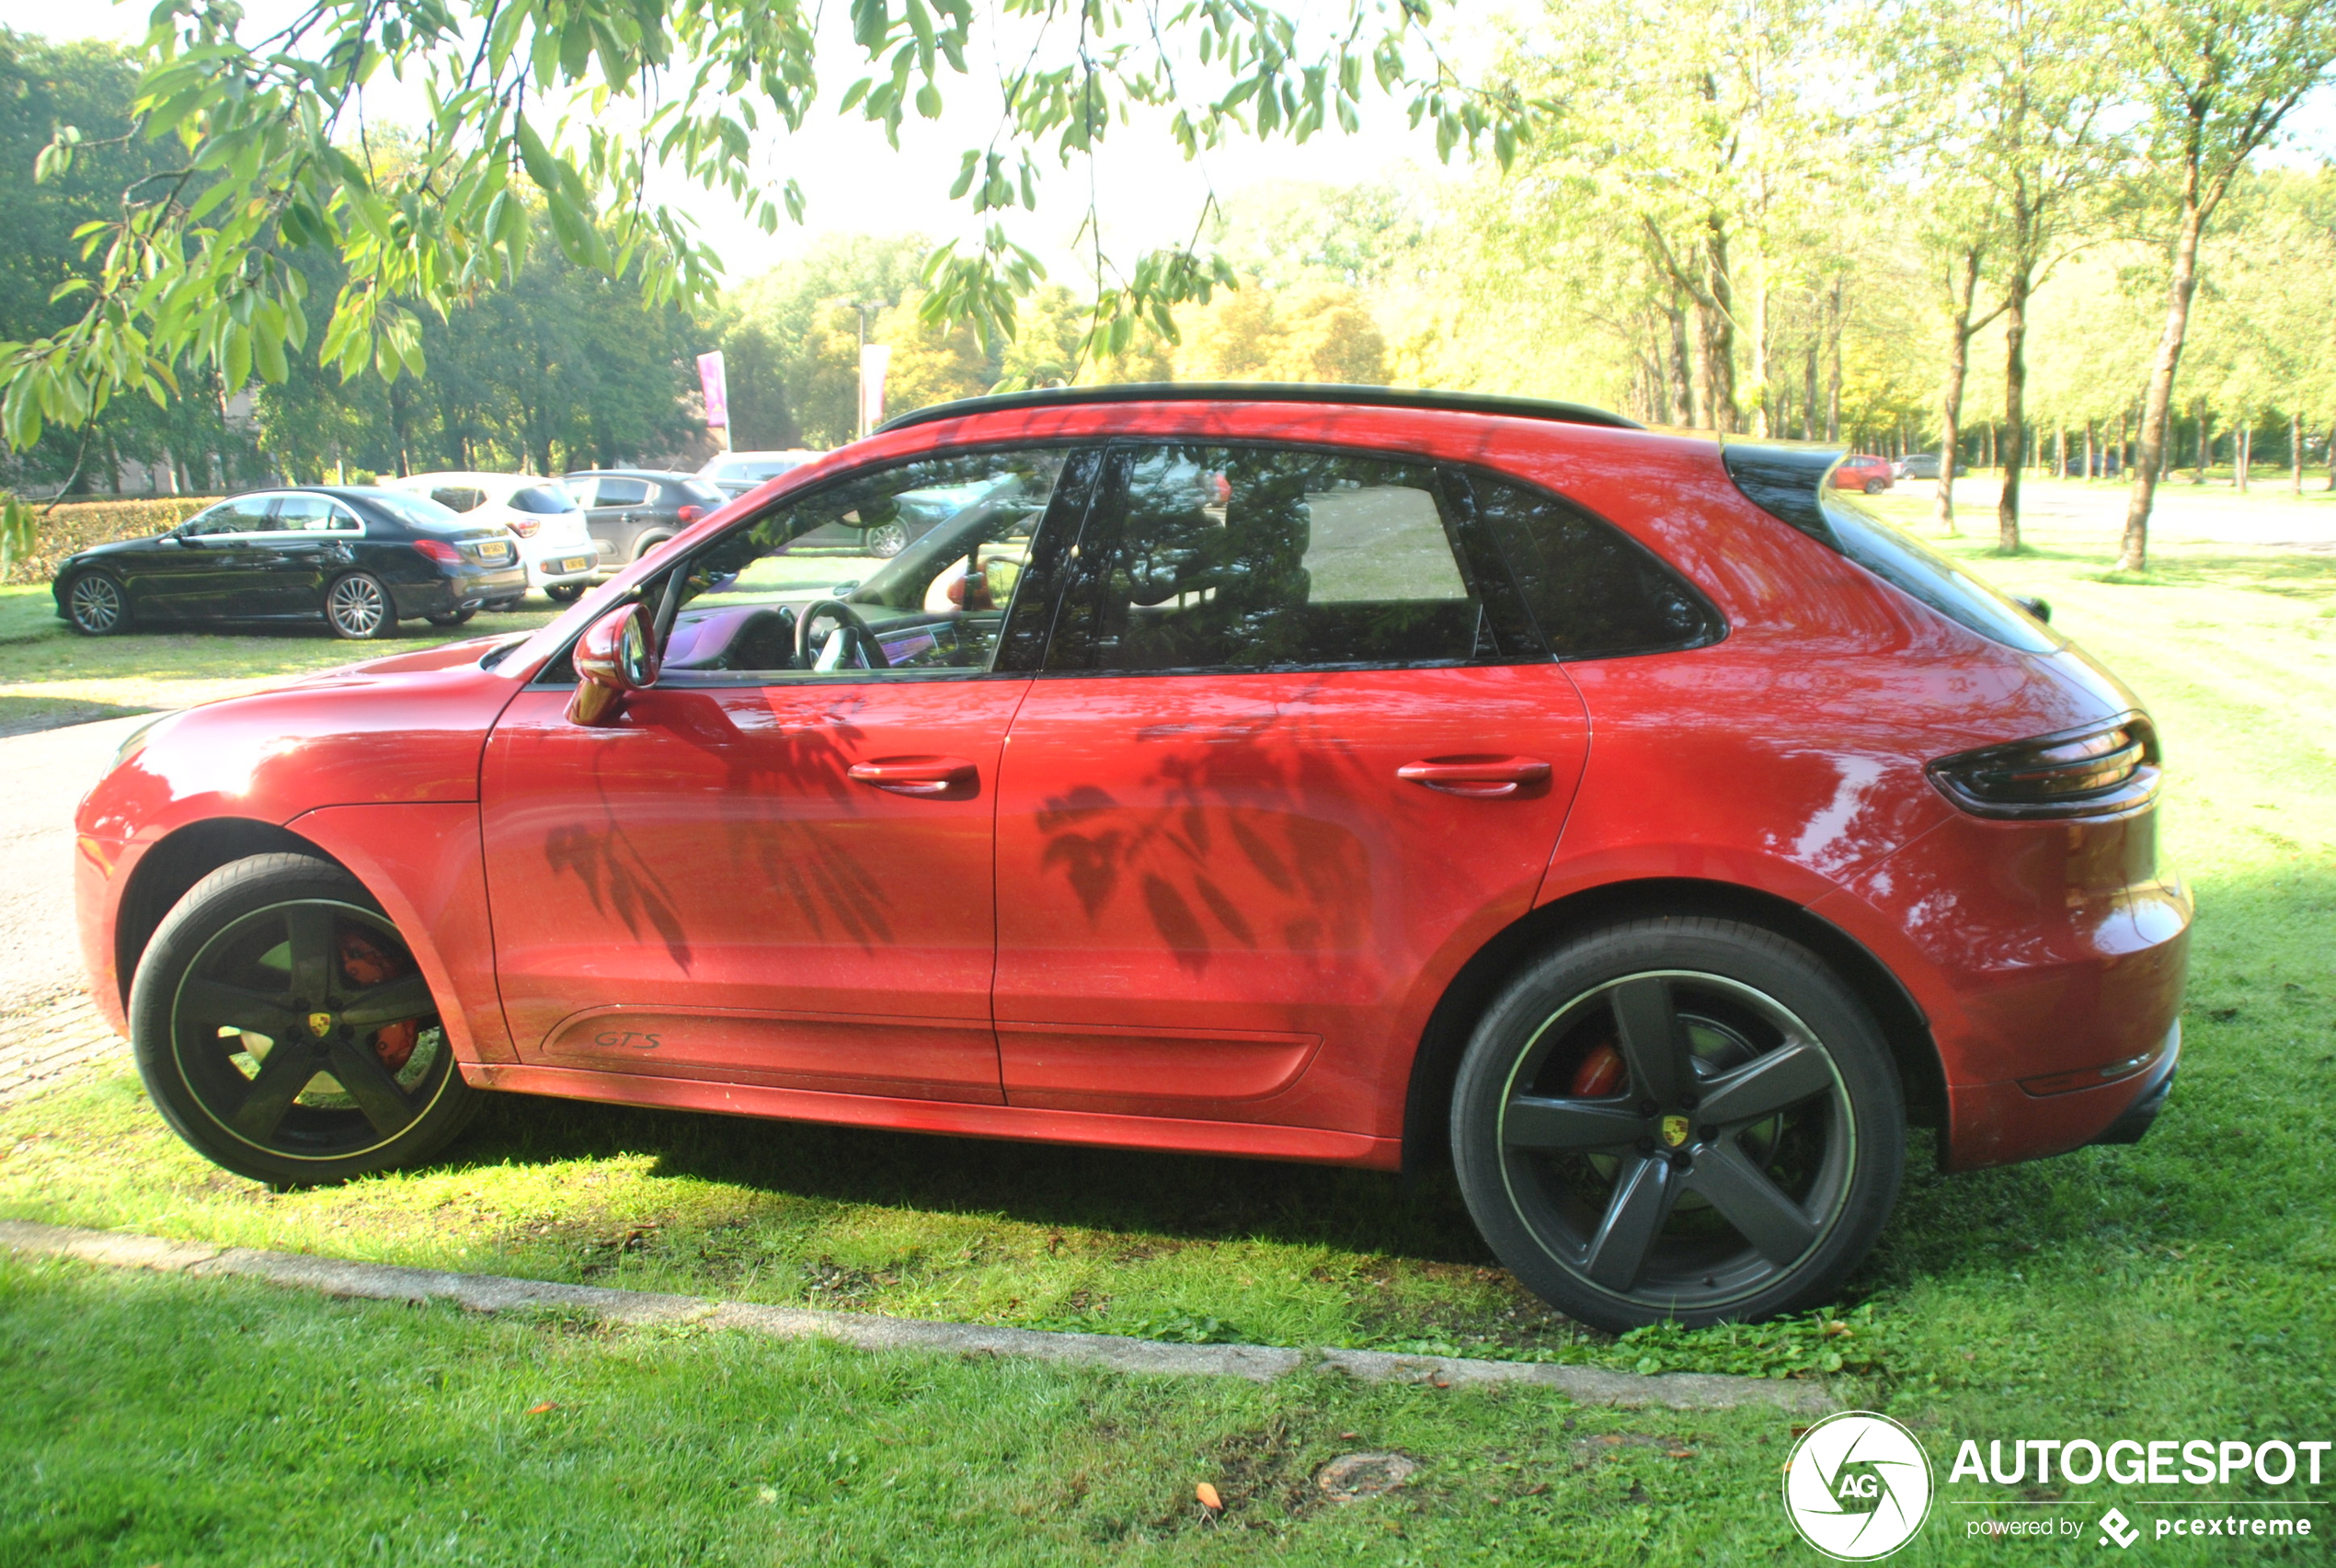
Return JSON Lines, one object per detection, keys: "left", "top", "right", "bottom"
{"left": 0, "top": 713, "right": 155, "bottom": 1015}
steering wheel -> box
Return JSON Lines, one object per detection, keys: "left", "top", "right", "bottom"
{"left": 794, "top": 598, "right": 888, "bottom": 671}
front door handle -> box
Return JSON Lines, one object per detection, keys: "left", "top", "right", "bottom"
{"left": 1397, "top": 756, "right": 1552, "bottom": 798}
{"left": 848, "top": 756, "right": 979, "bottom": 798}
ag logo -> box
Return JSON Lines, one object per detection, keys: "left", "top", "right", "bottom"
{"left": 1781, "top": 1411, "right": 1932, "bottom": 1560}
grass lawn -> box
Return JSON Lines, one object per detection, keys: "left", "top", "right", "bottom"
{"left": 2, "top": 498, "right": 2332, "bottom": 1560}
{"left": 0, "top": 582, "right": 562, "bottom": 736}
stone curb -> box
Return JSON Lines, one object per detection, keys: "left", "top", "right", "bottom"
{"left": 0, "top": 1219, "right": 1834, "bottom": 1413}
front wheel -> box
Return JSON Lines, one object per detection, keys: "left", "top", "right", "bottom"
{"left": 129, "top": 853, "right": 479, "bottom": 1186}
{"left": 325, "top": 572, "right": 395, "bottom": 639}
{"left": 1863, "top": 479, "right": 1886, "bottom": 495}
{"left": 1449, "top": 917, "right": 1904, "bottom": 1332}
{"left": 63, "top": 572, "right": 128, "bottom": 635}
{"left": 865, "top": 521, "right": 910, "bottom": 558}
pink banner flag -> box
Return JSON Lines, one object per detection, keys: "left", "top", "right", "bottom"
{"left": 697, "top": 351, "right": 729, "bottom": 429}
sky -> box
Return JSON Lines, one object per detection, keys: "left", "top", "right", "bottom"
{"left": 0, "top": 0, "right": 1487, "bottom": 289}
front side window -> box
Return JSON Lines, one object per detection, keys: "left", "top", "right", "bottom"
{"left": 184, "top": 496, "right": 274, "bottom": 536}
{"left": 659, "top": 448, "right": 1076, "bottom": 681}
{"left": 591, "top": 477, "right": 652, "bottom": 508}
{"left": 1048, "top": 444, "right": 1500, "bottom": 672}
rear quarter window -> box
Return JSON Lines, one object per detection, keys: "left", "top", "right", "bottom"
{"left": 1456, "top": 471, "right": 1723, "bottom": 658}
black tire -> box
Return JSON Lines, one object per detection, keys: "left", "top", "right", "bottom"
{"left": 632, "top": 532, "right": 673, "bottom": 562}
{"left": 325, "top": 571, "right": 395, "bottom": 639}
{"left": 425, "top": 606, "right": 477, "bottom": 627}
{"left": 63, "top": 571, "right": 129, "bottom": 635}
{"left": 485, "top": 598, "right": 525, "bottom": 612}
{"left": 1449, "top": 917, "right": 1904, "bottom": 1332}
{"left": 865, "top": 521, "right": 910, "bottom": 558}
{"left": 544, "top": 582, "right": 586, "bottom": 603}
{"left": 128, "top": 853, "right": 480, "bottom": 1186}
{"left": 1863, "top": 479, "right": 1886, "bottom": 495}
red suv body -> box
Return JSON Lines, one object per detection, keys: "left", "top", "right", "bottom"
{"left": 1832, "top": 454, "right": 1895, "bottom": 494}
{"left": 74, "top": 387, "right": 2186, "bottom": 1329}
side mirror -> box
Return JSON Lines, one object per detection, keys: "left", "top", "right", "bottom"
{"left": 567, "top": 602, "right": 659, "bottom": 727}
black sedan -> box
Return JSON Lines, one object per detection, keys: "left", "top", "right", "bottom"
{"left": 52, "top": 487, "right": 528, "bottom": 640}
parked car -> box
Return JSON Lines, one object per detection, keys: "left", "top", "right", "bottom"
{"left": 74, "top": 385, "right": 2184, "bottom": 1332}
{"left": 378, "top": 472, "right": 598, "bottom": 604}
{"left": 697, "top": 448, "right": 822, "bottom": 498}
{"left": 561, "top": 469, "right": 729, "bottom": 574}
{"left": 1831, "top": 454, "right": 1895, "bottom": 493}
{"left": 1895, "top": 452, "right": 1962, "bottom": 481}
{"left": 52, "top": 486, "right": 526, "bottom": 640}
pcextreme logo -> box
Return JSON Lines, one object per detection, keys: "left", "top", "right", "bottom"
{"left": 1783, "top": 1411, "right": 1935, "bottom": 1561}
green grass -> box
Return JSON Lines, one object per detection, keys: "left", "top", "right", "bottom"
{"left": 3, "top": 500, "right": 2333, "bottom": 1560}
{"left": 0, "top": 582, "right": 560, "bottom": 731}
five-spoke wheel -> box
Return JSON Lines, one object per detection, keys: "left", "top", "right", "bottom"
{"left": 1451, "top": 919, "right": 1903, "bottom": 1331}
{"left": 130, "top": 853, "right": 477, "bottom": 1185}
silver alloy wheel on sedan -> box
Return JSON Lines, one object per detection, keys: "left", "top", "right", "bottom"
{"left": 326, "top": 572, "right": 391, "bottom": 639}
{"left": 66, "top": 573, "right": 126, "bottom": 635}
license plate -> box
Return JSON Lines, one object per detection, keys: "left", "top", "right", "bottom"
{"left": 475, "top": 541, "right": 511, "bottom": 562}
{"left": 556, "top": 556, "right": 591, "bottom": 574}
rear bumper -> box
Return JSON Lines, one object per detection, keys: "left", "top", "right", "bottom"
{"left": 519, "top": 538, "right": 600, "bottom": 589}
{"left": 392, "top": 564, "right": 526, "bottom": 618}
{"left": 1944, "top": 1020, "right": 2181, "bottom": 1169}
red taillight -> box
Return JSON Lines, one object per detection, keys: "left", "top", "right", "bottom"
{"left": 507, "top": 518, "right": 540, "bottom": 539}
{"left": 1928, "top": 716, "right": 2159, "bottom": 820}
{"left": 675, "top": 505, "right": 704, "bottom": 524}
{"left": 412, "top": 539, "right": 462, "bottom": 566}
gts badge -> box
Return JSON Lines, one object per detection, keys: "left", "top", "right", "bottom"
{"left": 594, "top": 1029, "right": 665, "bottom": 1051}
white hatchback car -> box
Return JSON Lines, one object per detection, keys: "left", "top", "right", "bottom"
{"left": 380, "top": 473, "right": 600, "bottom": 604}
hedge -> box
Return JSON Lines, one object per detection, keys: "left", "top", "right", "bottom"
{"left": 3, "top": 497, "right": 221, "bottom": 586}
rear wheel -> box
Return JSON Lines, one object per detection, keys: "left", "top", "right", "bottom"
{"left": 425, "top": 606, "right": 476, "bottom": 627}
{"left": 1449, "top": 917, "right": 1904, "bottom": 1332}
{"left": 544, "top": 582, "right": 586, "bottom": 603}
{"left": 129, "top": 853, "right": 479, "bottom": 1186}
{"left": 865, "top": 521, "right": 910, "bottom": 558}
{"left": 325, "top": 572, "right": 394, "bottom": 639}
{"left": 632, "top": 532, "right": 673, "bottom": 562}
{"left": 1863, "top": 478, "right": 1886, "bottom": 495}
{"left": 63, "top": 572, "right": 128, "bottom": 635}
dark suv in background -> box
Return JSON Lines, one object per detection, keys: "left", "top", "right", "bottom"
{"left": 560, "top": 470, "right": 727, "bottom": 573}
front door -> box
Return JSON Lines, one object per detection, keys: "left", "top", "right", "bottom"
{"left": 480, "top": 443, "right": 1094, "bottom": 1102}
{"left": 991, "top": 442, "right": 1591, "bottom": 1130}
{"left": 140, "top": 494, "right": 277, "bottom": 620}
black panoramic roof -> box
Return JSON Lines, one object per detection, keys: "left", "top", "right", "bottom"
{"left": 876, "top": 382, "right": 1643, "bottom": 435}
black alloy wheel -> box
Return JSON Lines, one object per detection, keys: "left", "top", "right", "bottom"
{"left": 1450, "top": 918, "right": 1904, "bottom": 1332}
{"left": 426, "top": 606, "right": 477, "bottom": 627}
{"left": 64, "top": 572, "right": 127, "bottom": 635}
{"left": 325, "top": 571, "right": 394, "bottom": 639}
{"left": 129, "top": 853, "right": 478, "bottom": 1185}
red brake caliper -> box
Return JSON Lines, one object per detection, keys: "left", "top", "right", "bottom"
{"left": 1570, "top": 1038, "right": 1626, "bottom": 1098}
{"left": 338, "top": 929, "right": 420, "bottom": 1072}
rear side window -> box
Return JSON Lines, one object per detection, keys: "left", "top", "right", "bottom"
{"left": 1048, "top": 444, "right": 1503, "bottom": 672}
{"left": 1458, "top": 473, "right": 1723, "bottom": 658}
{"left": 429, "top": 486, "right": 486, "bottom": 513}
{"left": 511, "top": 484, "right": 578, "bottom": 514}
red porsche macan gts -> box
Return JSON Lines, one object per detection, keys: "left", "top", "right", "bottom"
{"left": 73, "top": 385, "right": 2187, "bottom": 1331}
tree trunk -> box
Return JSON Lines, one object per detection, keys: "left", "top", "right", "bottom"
{"left": 2084, "top": 420, "right": 2096, "bottom": 481}
{"left": 1933, "top": 252, "right": 1982, "bottom": 534}
{"left": 1998, "top": 266, "right": 2030, "bottom": 552}
{"left": 2121, "top": 193, "right": 2209, "bottom": 569}
{"left": 1666, "top": 301, "right": 1693, "bottom": 428}
{"left": 2293, "top": 411, "right": 2305, "bottom": 495}
{"left": 2193, "top": 408, "right": 2212, "bottom": 485}
{"left": 1825, "top": 280, "right": 1843, "bottom": 442}
{"left": 1801, "top": 338, "right": 1817, "bottom": 440}
{"left": 2236, "top": 423, "right": 2250, "bottom": 493}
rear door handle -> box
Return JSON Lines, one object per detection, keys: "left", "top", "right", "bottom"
{"left": 848, "top": 757, "right": 979, "bottom": 797}
{"left": 1397, "top": 756, "right": 1552, "bottom": 798}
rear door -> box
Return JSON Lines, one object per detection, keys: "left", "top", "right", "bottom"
{"left": 247, "top": 494, "right": 349, "bottom": 613}
{"left": 580, "top": 475, "right": 652, "bottom": 563}
{"left": 989, "top": 442, "right": 1591, "bottom": 1133}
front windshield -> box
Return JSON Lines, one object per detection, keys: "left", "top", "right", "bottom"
{"left": 658, "top": 449, "right": 1066, "bottom": 680}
